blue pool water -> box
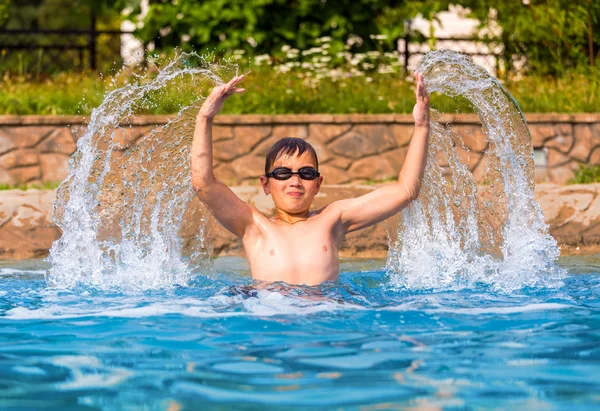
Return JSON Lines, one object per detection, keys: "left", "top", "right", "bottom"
{"left": 1, "top": 257, "right": 599, "bottom": 410}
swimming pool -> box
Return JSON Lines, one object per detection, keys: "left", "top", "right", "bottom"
{"left": 1, "top": 257, "right": 599, "bottom": 410}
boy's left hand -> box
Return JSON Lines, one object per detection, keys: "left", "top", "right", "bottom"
{"left": 412, "top": 72, "right": 430, "bottom": 128}
{"left": 198, "top": 74, "right": 246, "bottom": 119}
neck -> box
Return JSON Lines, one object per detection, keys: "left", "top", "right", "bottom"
{"left": 273, "top": 208, "right": 310, "bottom": 224}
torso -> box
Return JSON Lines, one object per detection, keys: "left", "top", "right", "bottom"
{"left": 242, "top": 205, "right": 345, "bottom": 285}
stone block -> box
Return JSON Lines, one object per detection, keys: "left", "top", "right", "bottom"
{"left": 231, "top": 155, "right": 266, "bottom": 181}
{"left": 39, "top": 153, "right": 70, "bottom": 182}
{"left": 534, "top": 167, "right": 550, "bottom": 184}
{"left": 252, "top": 135, "right": 280, "bottom": 157}
{"left": 590, "top": 146, "right": 600, "bottom": 165}
{"left": 529, "top": 125, "right": 556, "bottom": 147}
{"left": 578, "top": 193, "right": 600, "bottom": 227}
{"left": 270, "top": 125, "right": 308, "bottom": 139}
{"left": 11, "top": 203, "right": 47, "bottom": 228}
{"left": 583, "top": 223, "right": 600, "bottom": 245}
{"left": 7, "top": 166, "right": 41, "bottom": 182}
{"left": 36, "top": 128, "right": 77, "bottom": 154}
{"left": 233, "top": 125, "right": 272, "bottom": 148}
{"left": 329, "top": 125, "right": 395, "bottom": 159}
{"left": 390, "top": 124, "right": 414, "bottom": 147}
{"left": 215, "top": 135, "right": 264, "bottom": 162}
{"left": 319, "top": 164, "right": 351, "bottom": 184}
{"left": 110, "top": 127, "right": 142, "bottom": 150}
{"left": 1, "top": 126, "right": 55, "bottom": 148}
{"left": 548, "top": 162, "right": 579, "bottom": 184}
{"left": 570, "top": 124, "right": 597, "bottom": 162}
{"left": 547, "top": 148, "right": 570, "bottom": 167}
{"left": 326, "top": 156, "right": 353, "bottom": 170}
{"left": 213, "top": 163, "right": 238, "bottom": 185}
{"left": 435, "top": 151, "right": 449, "bottom": 168}
{"left": 0, "top": 149, "right": 39, "bottom": 169}
{"left": 304, "top": 137, "right": 333, "bottom": 164}
{"left": 71, "top": 125, "right": 88, "bottom": 141}
{"left": 557, "top": 124, "right": 572, "bottom": 136}
{"left": 455, "top": 146, "right": 483, "bottom": 171}
{"left": 212, "top": 125, "right": 234, "bottom": 142}
{"left": 381, "top": 147, "right": 407, "bottom": 171}
{"left": 545, "top": 134, "right": 574, "bottom": 154}
{"left": 457, "top": 125, "right": 488, "bottom": 152}
{"left": 472, "top": 155, "right": 489, "bottom": 183}
{"left": 0, "top": 129, "right": 16, "bottom": 155}
{"left": 0, "top": 167, "right": 14, "bottom": 184}
{"left": 308, "top": 124, "right": 351, "bottom": 144}
{"left": 347, "top": 153, "right": 398, "bottom": 181}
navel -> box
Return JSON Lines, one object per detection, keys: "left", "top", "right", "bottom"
{"left": 270, "top": 249, "right": 275, "bottom": 256}
{"left": 322, "top": 245, "right": 328, "bottom": 252}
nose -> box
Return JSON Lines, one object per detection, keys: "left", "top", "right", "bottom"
{"left": 289, "top": 175, "right": 302, "bottom": 187}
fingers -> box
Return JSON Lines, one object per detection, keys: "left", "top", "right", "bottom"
{"left": 219, "top": 74, "right": 247, "bottom": 96}
{"left": 227, "top": 74, "right": 247, "bottom": 87}
{"left": 413, "top": 72, "right": 429, "bottom": 102}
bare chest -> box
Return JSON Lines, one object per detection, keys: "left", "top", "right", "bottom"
{"left": 243, "top": 220, "right": 341, "bottom": 285}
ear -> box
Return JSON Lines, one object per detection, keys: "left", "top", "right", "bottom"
{"left": 260, "top": 175, "right": 271, "bottom": 195}
{"left": 314, "top": 175, "right": 323, "bottom": 194}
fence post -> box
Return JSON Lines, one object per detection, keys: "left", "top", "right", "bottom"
{"left": 403, "top": 20, "right": 411, "bottom": 76}
{"left": 89, "top": 8, "right": 97, "bottom": 70}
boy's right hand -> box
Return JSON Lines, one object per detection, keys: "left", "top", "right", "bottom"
{"left": 198, "top": 74, "right": 246, "bottom": 119}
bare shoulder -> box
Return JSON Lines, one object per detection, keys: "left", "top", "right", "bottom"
{"left": 311, "top": 199, "right": 348, "bottom": 222}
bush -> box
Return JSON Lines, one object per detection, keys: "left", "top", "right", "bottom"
{"left": 568, "top": 165, "right": 600, "bottom": 184}
{"left": 0, "top": 44, "right": 599, "bottom": 116}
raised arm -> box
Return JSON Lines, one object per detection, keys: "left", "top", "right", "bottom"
{"left": 191, "top": 75, "right": 256, "bottom": 238}
{"left": 336, "top": 73, "right": 430, "bottom": 233}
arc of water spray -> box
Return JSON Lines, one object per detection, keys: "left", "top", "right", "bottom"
{"left": 387, "top": 50, "right": 565, "bottom": 292}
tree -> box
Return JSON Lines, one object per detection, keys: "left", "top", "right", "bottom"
{"left": 461, "top": 0, "right": 600, "bottom": 75}
{"left": 128, "top": 0, "right": 424, "bottom": 56}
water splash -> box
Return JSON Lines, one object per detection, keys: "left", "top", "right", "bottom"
{"left": 387, "top": 50, "right": 566, "bottom": 292}
{"left": 47, "top": 49, "right": 564, "bottom": 293}
{"left": 46, "top": 53, "right": 232, "bottom": 291}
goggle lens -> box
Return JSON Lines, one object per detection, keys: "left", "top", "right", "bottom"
{"left": 267, "top": 167, "right": 320, "bottom": 180}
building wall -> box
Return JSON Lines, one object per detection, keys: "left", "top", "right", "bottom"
{"left": 0, "top": 114, "right": 598, "bottom": 186}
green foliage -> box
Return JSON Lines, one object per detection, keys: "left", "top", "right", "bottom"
{"left": 0, "top": 58, "right": 598, "bottom": 115}
{"left": 0, "top": 0, "right": 10, "bottom": 26}
{"left": 568, "top": 164, "right": 600, "bottom": 184}
{"left": 503, "top": 65, "right": 600, "bottom": 112}
{"left": 0, "top": 181, "right": 61, "bottom": 190}
{"left": 461, "top": 0, "right": 600, "bottom": 76}
{"left": 131, "top": 0, "right": 418, "bottom": 56}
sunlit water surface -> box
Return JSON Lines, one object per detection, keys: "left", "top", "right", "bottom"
{"left": 1, "top": 257, "right": 599, "bottom": 410}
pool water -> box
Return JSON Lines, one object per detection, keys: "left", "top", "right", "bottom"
{"left": 1, "top": 257, "right": 599, "bottom": 410}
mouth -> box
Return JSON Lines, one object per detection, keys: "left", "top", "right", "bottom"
{"left": 287, "top": 191, "right": 304, "bottom": 197}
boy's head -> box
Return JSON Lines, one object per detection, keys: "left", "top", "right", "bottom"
{"left": 264, "top": 137, "right": 318, "bottom": 176}
{"left": 260, "top": 137, "right": 322, "bottom": 214}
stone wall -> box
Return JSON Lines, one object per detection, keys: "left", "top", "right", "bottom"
{"left": 2, "top": 184, "right": 600, "bottom": 260}
{"left": 0, "top": 114, "right": 599, "bottom": 186}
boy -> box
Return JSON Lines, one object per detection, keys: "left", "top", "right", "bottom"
{"left": 191, "top": 73, "right": 430, "bottom": 285}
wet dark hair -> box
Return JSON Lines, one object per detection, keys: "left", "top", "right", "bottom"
{"left": 264, "top": 137, "right": 319, "bottom": 175}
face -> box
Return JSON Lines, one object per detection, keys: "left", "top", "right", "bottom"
{"left": 260, "top": 150, "right": 323, "bottom": 215}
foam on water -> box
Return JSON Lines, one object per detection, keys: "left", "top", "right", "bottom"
{"left": 386, "top": 50, "right": 566, "bottom": 292}
{"left": 4, "top": 291, "right": 359, "bottom": 320}
{"left": 46, "top": 50, "right": 565, "bottom": 292}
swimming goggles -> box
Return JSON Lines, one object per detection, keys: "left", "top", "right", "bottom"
{"left": 266, "top": 167, "right": 320, "bottom": 180}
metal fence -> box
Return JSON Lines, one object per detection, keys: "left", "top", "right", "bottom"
{"left": 0, "top": 8, "right": 133, "bottom": 74}
{"left": 1, "top": 6, "right": 505, "bottom": 76}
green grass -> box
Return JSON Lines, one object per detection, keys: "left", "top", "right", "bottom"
{"left": 568, "top": 165, "right": 600, "bottom": 184}
{"left": 504, "top": 71, "right": 600, "bottom": 113}
{"left": 0, "top": 63, "right": 598, "bottom": 115}
{"left": 0, "top": 181, "right": 61, "bottom": 190}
